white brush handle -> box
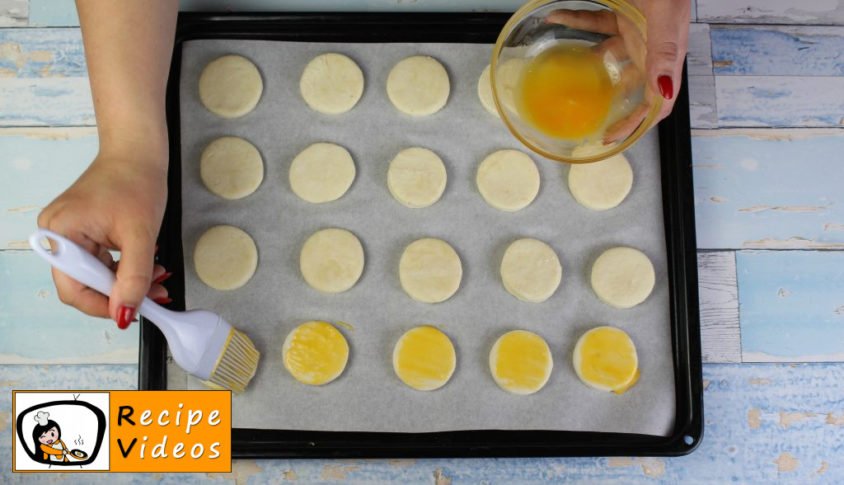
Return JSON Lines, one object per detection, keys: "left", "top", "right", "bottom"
{"left": 28, "top": 229, "right": 229, "bottom": 379}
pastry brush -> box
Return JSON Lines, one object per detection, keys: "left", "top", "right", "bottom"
{"left": 29, "top": 229, "right": 260, "bottom": 393}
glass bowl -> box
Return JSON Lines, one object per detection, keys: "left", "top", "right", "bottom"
{"left": 491, "top": 0, "right": 661, "bottom": 164}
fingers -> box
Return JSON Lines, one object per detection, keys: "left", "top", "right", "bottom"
{"left": 109, "top": 227, "right": 157, "bottom": 327}
{"left": 51, "top": 268, "right": 111, "bottom": 318}
{"left": 644, "top": 0, "right": 690, "bottom": 102}
{"left": 604, "top": 103, "right": 649, "bottom": 144}
{"left": 545, "top": 9, "right": 619, "bottom": 35}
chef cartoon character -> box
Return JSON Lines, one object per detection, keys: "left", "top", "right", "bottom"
{"left": 32, "top": 411, "right": 70, "bottom": 463}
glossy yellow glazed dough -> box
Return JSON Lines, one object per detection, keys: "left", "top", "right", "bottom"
{"left": 489, "top": 330, "right": 553, "bottom": 395}
{"left": 392, "top": 326, "right": 456, "bottom": 391}
{"left": 572, "top": 326, "right": 639, "bottom": 393}
{"left": 283, "top": 321, "right": 349, "bottom": 386}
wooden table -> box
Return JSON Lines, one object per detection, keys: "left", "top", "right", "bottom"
{"left": 2, "top": 1, "right": 843, "bottom": 482}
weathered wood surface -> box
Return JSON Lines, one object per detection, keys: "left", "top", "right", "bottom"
{"left": 698, "top": 251, "right": 741, "bottom": 363}
{"left": 699, "top": 0, "right": 844, "bottom": 25}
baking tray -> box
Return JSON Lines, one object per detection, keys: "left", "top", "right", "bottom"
{"left": 140, "top": 12, "right": 702, "bottom": 458}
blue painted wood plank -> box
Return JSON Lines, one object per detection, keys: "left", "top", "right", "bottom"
{"left": 692, "top": 129, "right": 844, "bottom": 250}
{"left": 0, "top": 28, "right": 86, "bottom": 78}
{"left": 0, "top": 77, "right": 94, "bottom": 126}
{"left": 699, "top": 0, "right": 844, "bottom": 25}
{"left": 712, "top": 25, "right": 844, "bottom": 76}
{"left": 0, "top": 128, "right": 98, "bottom": 249}
{"left": 738, "top": 250, "right": 844, "bottom": 362}
{"left": 27, "top": 0, "right": 78, "bottom": 27}
{"left": 716, "top": 76, "right": 844, "bottom": 128}
{"left": 0, "top": 252, "right": 139, "bottom": 364}
{"left": 4, "top": 363, "right": 844, "bottom": 482}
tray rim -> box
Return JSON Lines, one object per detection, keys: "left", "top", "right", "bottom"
{"left": 140, "top": 11, "right": 703, "bottom": 459}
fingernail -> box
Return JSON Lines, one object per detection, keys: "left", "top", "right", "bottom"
{"left": 658, "top": 75, "right": 674, "bottom": 100}
{"left": 153, "top": 296, "right": 172, "bottom": 305}
{"left": 117, "top": 305, "right": 136, "bottom": 330}
{"left": 152, "top": 271, "right": 173, "bottom": 285}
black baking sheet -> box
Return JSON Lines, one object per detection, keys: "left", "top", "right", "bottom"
{"left": 140, "top": 12, "right": 702, "bottom": 458}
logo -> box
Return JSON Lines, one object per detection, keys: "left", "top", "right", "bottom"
{"left": 13, "top": 390, "right": 231, "bottom": 473}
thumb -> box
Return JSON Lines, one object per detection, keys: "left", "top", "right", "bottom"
{"left": 110, "top": 231, "right": 155, "bottom": 328}
{"left": 644, "top": 0, "right": 690, "bottom": 101}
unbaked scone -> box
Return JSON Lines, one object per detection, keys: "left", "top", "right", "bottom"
{"left": 299, "top": 53, "right": 364, "bottom": 114}
{"left": 568, "top": 153, "right": 633, "bottom": 210}
{"left": 300, "top": 228, "right": 365, "bottom": 293}
{"left": 489, "top": 330, "right": 553, "bottom": 395}
{"left": 386, "top": 56, "right": 450, "bottom": 116}
{"left": 573, "top": 326, "right": 639, "bottom": 393}
{"left": 591, "top": 247, "right": 655, "bottom": 308}
{"left": 200, "top": 136, "right": 263, "bottom": 200}
{"left": 477, "top": 64, "right": 498, "bottom": 117}
{"left": 392, "top": 326, "right": 456, "bottom": 391}
{"left": 493, "top": 57, "right": 527, "bottom": 115}
{"left": 193, "top": 225, "right": 258, "bottom": 290}
{"left": 289, "top": 142, "right": 356, "bottom": 203}
{"left": 399, "top": 238, "right": 462, "bottom": 303}
{"left": 283, "top": 321, "right": 349, "bottom": 386}
{"left": 476, "top": 149, "right": 540, "bottom": 212}
{"left": 198, "top": 55, "right": 262, "bottom": 118}
{"left": 500, "top": 238, "right": 562, "bottom": 303}
{"left": 387, "top": 147, "right": 447, "bottom": 208}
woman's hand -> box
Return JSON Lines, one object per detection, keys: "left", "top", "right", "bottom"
{"left": 37, "top": 154, "right": 169, "bottom": 328}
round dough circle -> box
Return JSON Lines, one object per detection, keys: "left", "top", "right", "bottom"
{"left": 300, "top": 228, "right": 365, "bottom": 293}
{"left": 591, "top": 247, "right": 655, "bottom": 308}
{"left": 299, "top": 53, "right": 364, "bottom": 114}
{"left": 387, "top": 147, "right": 447, "bottom": 208}
{"left": 568, "top": 153, "right": 633, "bottom": 210}
{"left": 489, "top": 330, "right": 553, "bottom": 395}
{"left": 477, "top": 64, "right": 498, "bottom": 118}
{"left": 200, "top": 136, "right": 264, "bottom": 200}
{"left": 500, "top": 238, "right": 562, "bottom": 303}
{"left": 573, "top": 326, "right": 639, "bottom": 392}
{"left": 476, "top": 149, "right": 540, "bottom": 212}
{"left": 198, "top": 55, "right": 263, "bottom": 118}
{"left": 386, "top": 56, "right": 450, "bottom": 116}
{"left": 392, "top": 326, "right": 456, "bottom": 391}
{"left": 193, "top": 225, "right": 258, "bottom": 290}
{"left": 399, "top": 238, "right": 462, "bottom": 303}
{"left": 289, "top": 143, "right": 356, "bottom": 204}
{"left": 283, "top": 321, "right": 349, "bottom": 386}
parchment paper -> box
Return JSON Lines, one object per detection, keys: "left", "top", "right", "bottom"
{"left": 175, "top": 39, "right": 675, "bottom": 435}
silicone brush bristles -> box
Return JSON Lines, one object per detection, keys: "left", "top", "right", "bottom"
{"left": 208, "top": 328, "right": 260, "bottom": 393}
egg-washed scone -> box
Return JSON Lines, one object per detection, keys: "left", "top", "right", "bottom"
{"left": 489, "top": 330, "right": 553, "bottom": 395}
{"left": 590, "top": 246, "right": 655, "bottom": 308}
{"left": 568, "top": 152, "right": 633, "bottom": 210}
{"left": 573, "top": 326, "right": 639, "bottom": 393}
{"left": 300, "top": 228, "right": 365, "bottom": 293}
{"left": 500, "top": 238, "right": 562, "bottom": 303}
{"left": 476, "top": 149, "right": 540, "bottom": 212}
{"left": 193, "top": 225, "right": 258, "bottom": 291}
{"left": 387, "top": 147, "right": 447, "bottom": 209}
{"left": 289, "top": 142, "right": 356, "bottom": 204}
{"left": 399, "top": 238, "right": 462, "bottom": 303}
{"left": 392, "top": 326, "right": 456, "bottom": 391}
{"left": 299, "top": 53, "right": 364, "bottom": 114}
{"left": 386, "top": 55, "right": 450, "bottom": 116}
{"left": 283, "top": 321, "right": 350, "bottom": 386}
{"left": 198, "top": 55, "right": 263, "bottom": 118}
{"left": 200, "top": 136, "right": 264, "bottom": 200}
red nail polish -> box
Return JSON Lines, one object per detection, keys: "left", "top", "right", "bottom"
{"left": 117, "top": 305, "right": 136, "bottom": 330}
{"left": 152, "top": 271, "right": 172, "bottom": 285}
{"left": 658, "top": 75, "right": 674, "bottom": 100}
{"left": 153, "top": 297, "right": 172, "bottom": 305}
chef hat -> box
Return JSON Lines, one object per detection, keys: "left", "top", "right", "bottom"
{"left": 35, "top": 411, "right": 50, "bottom": 426}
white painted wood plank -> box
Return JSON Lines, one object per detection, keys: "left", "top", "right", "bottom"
{"left": 688, "top": 23, "right": 713, "bottom": 76}
{"left": 0, "top": 77, "right": 94, "bottom": 126}
{"left": 0, "top": 0, "right": 26, "bottom": 27}
{"left": 689, "top": 75, "right": 717, "bottom": 129}
{"left": 699, "top": 0, "right": 844, "bottom": 25}
{"left": 0, "top": 28, "right": 86, "bottom": 78}
{"left": 716, "top": 76, "right": 844, "bottom": 128}
{"left": 711, "top": 25, "right": 844, "bottom": 76}
{"left": 692, "top": 128, "right": 844, "bottom": 249}
{"left": 698, "top": 251, "right": 741, "bottom": 363}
